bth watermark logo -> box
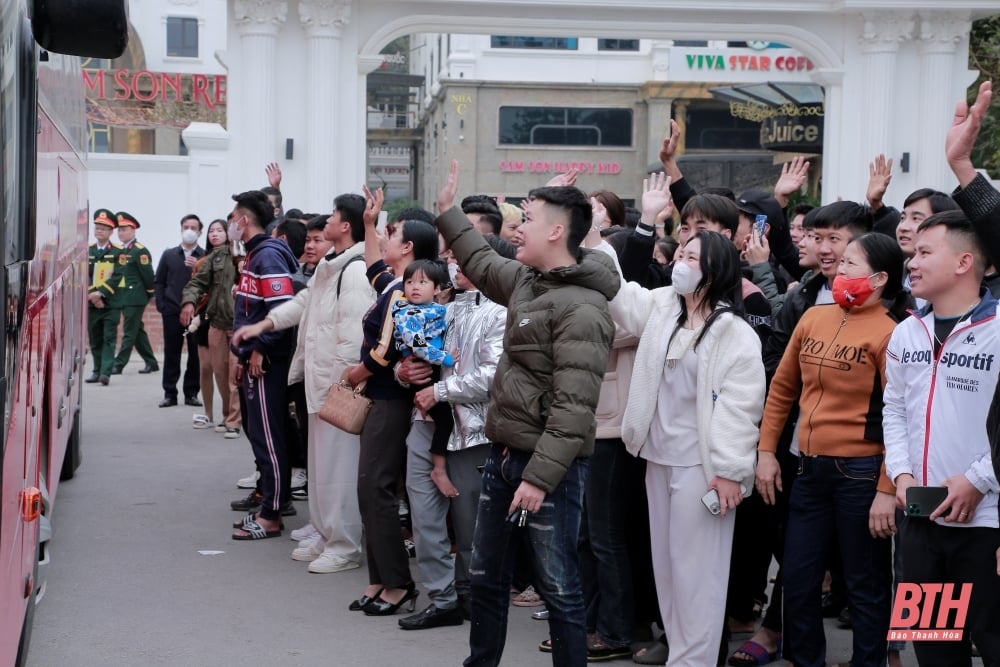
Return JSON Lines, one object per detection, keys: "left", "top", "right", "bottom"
{"left": 888, "top": 583, "right": 972, "bottom": 641}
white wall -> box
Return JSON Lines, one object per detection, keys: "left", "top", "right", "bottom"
{"left": 129, "top": 0, "right": 228, "bottom": 74}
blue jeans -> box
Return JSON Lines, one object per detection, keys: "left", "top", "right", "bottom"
{"left": 579, "top": 438, "right": 642, "bottom": 648}
{"left": 782, "top": 455, "right": 892, "bottom": 667}
{"left": 465, "top": 444, "right": 588, "bottom": 667}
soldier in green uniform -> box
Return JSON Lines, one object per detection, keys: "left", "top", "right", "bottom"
{"left": 86, "top": 209, "right": 123, "bottom": 385}
{"left": 111, "top": 211, "right": 160, "bottom": 374}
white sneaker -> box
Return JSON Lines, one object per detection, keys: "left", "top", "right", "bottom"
{"left": 290, "top": 523, "right": 318, "bottom": 542}
{"left": 291, "top": 536, "right": 323, "bottom": 562}
{"left": 236, "top": 471, "right": 259, "bottom": 489}
{"left": 308, "top": 551, "right": 360, "bottom": 574}
{"left": 291, "top": 468, "right": 307, "bottom": 490}
{"left": 214, "top": 424, "right": 228, "bottom": 433}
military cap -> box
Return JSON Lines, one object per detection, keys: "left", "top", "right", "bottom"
{"left": 116, "top": 211, "right": 140, "bottom": 229}
{"left": 93, "top": 208, "right": 117, "bottom": 229}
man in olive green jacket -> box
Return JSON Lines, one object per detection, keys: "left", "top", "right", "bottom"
{"left": 433, "top": 161, "right": 618, "bottom": 667}
{"left": 111, "top": 211, "right": 159, "bottom": 374}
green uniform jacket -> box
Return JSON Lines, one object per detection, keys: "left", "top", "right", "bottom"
{"left": 116, "top": 241, "right": 155, "bottom": 307}
{"left": 436, "top": 206, "right": 619, "bottom": 493}
{"left": 181, "top": 245, "right": 237, "bottom": 330}
{"left": 88, "top": 243, "right": 124, "bottom": 307}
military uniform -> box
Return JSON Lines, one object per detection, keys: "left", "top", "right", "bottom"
{"left": 87, "top": 209, "right": 123, "bottom": 384}
{"left": 112, "top": 211, "right": 159, "bottom": 372}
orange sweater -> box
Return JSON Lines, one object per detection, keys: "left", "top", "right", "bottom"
{"left": 758, "top": 300, "right": 897, "bottom": 493}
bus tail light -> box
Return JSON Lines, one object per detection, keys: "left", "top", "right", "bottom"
{"left": 20, "top": 488, "right": 41, "bottom": 522}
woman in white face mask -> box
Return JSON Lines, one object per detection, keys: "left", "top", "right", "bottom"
{"left": 601, "top": 173, "right": 766, "bottom": 666}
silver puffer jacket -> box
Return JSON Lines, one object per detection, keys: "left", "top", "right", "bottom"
{"left": 433, "top": 291, "right": 506, "bottom": 451}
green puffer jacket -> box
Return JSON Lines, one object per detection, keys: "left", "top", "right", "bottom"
{"left": 181, "top": 245, "right": 237, "bottom": 330}
{"left": 437, "top": 207, "right": 619, "bottom": 493}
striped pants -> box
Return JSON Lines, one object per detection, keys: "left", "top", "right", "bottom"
{"left": 242, "top": 355, "right": 290, "bottom": 522}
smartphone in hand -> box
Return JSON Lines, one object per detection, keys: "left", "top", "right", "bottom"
{"left": 905, "top": 486, "right": 948, "bottom": 518}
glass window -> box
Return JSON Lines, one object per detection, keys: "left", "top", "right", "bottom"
{"left": 683, "top": 104, "right": 760, "bottom": 151}
{"left": 499, "top": 107, "right": 632, "bottom": 147}
{"left": 598, "top": 39, "right": 639, "bottom": 51}
{"left": 673, "top": 40, "right": 708, "bottom": 47}
{"left": 490, "top": 36, "right": 578, "bottom": 50}
{"left": 166, "top": 17, "right": 198, "bottom": 58}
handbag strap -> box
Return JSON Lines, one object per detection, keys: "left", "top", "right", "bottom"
{"left": 336, "top": 254, "right": 365, "bottom": 298}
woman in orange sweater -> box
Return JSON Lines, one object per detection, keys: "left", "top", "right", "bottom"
{"left": 755, "top": 232, "right": 908, "bottom": 667}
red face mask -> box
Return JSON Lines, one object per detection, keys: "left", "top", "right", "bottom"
{"left": 832, "top": 274, "right": 876, "bottom": 309}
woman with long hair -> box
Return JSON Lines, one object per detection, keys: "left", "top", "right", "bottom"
{"left": 342, "top": 190, "right": 440, "bottom": 616}
{"left": 181, "top": 218, "right": 240, "bottom": 437}
{"left": 755, "top": 232, "right": 908, "bottom": 667}
{"left": 610, "top": 176, "right": 765, "bottom": 665}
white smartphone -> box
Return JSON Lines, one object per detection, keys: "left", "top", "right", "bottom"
{"left": 701, "top": 485, "right": 750, "bottom": 515}
{"left": 376, "top": 210, "right": 388, "bottom": 234}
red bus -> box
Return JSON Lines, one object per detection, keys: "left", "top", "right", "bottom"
{"left": 4, "top": 2, "right": 127, "bottom": 664}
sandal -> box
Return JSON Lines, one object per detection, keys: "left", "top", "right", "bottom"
{"left": 512, "top": 585, "right": 544, "bottom": 607}
{"left": 232, "top": 517, "right": 282, "bottom": 540}
{"left": 232, "top": 512, "right": 284, "bottom": 530}
{"left": 727, "top": 638, "right": 782, "bottom": 666}
{"left": 632, "top": 638, "right": 668, "bottom": 665}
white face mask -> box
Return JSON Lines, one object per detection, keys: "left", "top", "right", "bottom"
{"left": 447, "top": 262, "right": 460, "bottom": 286}
{"left": 671, "top": 262, "right": 703, "bottom": 295}
{"left": 181, "top": 229, "right": 199, "bottom": 245}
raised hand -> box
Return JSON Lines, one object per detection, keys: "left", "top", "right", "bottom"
{"left": 659, "top": 119, "right": 681, "bottom": 165}
{"left": 590, "top": 196, "right": 608, "bottom": 230}
{"left": 946, "top": 80, "right": 992, "bottom": 188}
{"left": 641, "top": 171, "right": 673, "bottom": 223}
{"left": 362, "top": 184, "right": 384, "bottom": 227}
{"left": 265, "top": 162, "right": 282, "bottom": 190}
{"left": 546, "top": 168, "right": 579, "bottom": 188}
{"left": 865, "top": 154, "right": 893, "bottom": 209}
{"left": 774, "top": 155, "right": 810, "bottom": 207}
{"left": 437, "top": 159, "right": 460, "bottom": 213}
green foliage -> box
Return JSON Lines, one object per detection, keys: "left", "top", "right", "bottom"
{"left": 969, "top": 15, "right": 1000, "bottom": 178}
{"left": 384, "top": 198, "right": 425, "bottom": 223}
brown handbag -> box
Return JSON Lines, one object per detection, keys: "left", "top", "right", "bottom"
{"left": 318, "top": 381, "right": 373, "bottom": 435}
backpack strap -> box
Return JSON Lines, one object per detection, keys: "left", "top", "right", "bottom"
{"left": 336, "top": 254, "right": 366, "bottom": 298}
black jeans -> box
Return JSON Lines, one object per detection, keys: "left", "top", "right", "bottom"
{"left": 899, "top": 517, "right": 1000, "bottom": 666}
{"left": 579, "top": 438, "right": 644, "bottom": 648}
{"left": 161, "top": 313, "right": 200, "bottom": 399}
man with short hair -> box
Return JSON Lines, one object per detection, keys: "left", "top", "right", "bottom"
{"left": 883, "top": 210, "right": 1000, "bottom": 665}
{"left": 461, "top": 195, "right": 503, "bottom": 236}
{"left": 228, "top": 190, "right": 300, "bottom": 540}
{"left": 234, "top": 193, "right": 373, "bottom": 564}
{"left": 435, "top": 161, "right": 619, "bottom": 666}
{"left": 111, "top": 211, "right": 159, "bottom": 374}
{"left": 154, "top": 214, "right": 205, "bottom": 407}
{"left": 87, "top": 209, "right": 124, "bottom": 385}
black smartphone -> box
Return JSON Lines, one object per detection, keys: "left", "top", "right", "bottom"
{"left": 905, "top": 486, "right": 948, "bottom": 518}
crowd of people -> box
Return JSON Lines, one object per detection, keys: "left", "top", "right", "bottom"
{"left": 86, "top": 81, "right": 1000, "bottom": 667}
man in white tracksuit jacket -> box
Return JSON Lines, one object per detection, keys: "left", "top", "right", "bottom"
{"left": 883, "top": 210, "right": 1000, "bottom": 665}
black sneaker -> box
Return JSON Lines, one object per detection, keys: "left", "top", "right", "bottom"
{"left": 291, "top": 484, "right": 308, "bottom": 501}
{"left": 230, "top": 490, "right": 261, "bottom": 512}
{"left": 280, "top": 500, "right": 297, "bottom": 516}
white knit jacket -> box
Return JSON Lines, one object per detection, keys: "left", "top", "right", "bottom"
{"left": 610, "top": 280, "right": 766, "bottom": 488}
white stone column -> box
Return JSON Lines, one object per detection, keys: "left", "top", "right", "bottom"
{"left": 346, "top": 54, "right": 384, "bottom": 199}
{"left": 299, "top": 0, "right": 350, "bottom": 210}
{"left": 916, "top": 11, "right": 971, "bottom": 189}
{"left": 233, "top": 0, "right": 287, "bottom": 191}
{"left": 857, "top": 12, "right": 914, "bottom": 159}
{"left": 181, "top": 123, "right": 230, "bottom": 216}
{"left": 811, "top": 68, "right": 844, "bottom": 204}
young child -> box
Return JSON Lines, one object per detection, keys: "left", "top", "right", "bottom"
{"left": 392, "top": 259, "right": 457, "bottom": 496}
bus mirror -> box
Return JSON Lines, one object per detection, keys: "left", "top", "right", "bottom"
{"left": 31, "top": 0, "right": 129, "bottom": 59}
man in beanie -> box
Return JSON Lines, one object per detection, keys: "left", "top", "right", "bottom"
{"left": 86, "top": 209, "right": 124, "bottom": 385}
{"left": 111, "top": 211, "right": 160, "bottom": 375}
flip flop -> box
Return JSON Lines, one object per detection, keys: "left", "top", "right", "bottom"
{"left": 232, "top": 512, "right": 284, "bottom": 530}
{"left": 727, "top": 638, "right": 781, "bottom": 666}
{"left": 232, "top": 517, "right": 282, "bottom": 540}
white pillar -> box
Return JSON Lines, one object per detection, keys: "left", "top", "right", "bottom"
{"left": 299, "top": 0, "right": 350, "bottom": 209}
{"left": 233, "top": 0, "right": 287, "bottom": 192}
{"left": 181, "top": 122, "right": 230, "bottom": 217}
{"left": 857, "top": 12, "right": 914, "bottom": 160}
{"left": 915, "top": 11, "right": 971, "bottom": 190}
{"left": 348, "top": 54, "right": 383, "bottom": 199}
{"left": 811, "top": 68, "right": 845, "bottom": 204}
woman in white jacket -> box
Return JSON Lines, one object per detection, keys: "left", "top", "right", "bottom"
{"left": 610, "top": 176, "right": 765, "bottom": 667}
